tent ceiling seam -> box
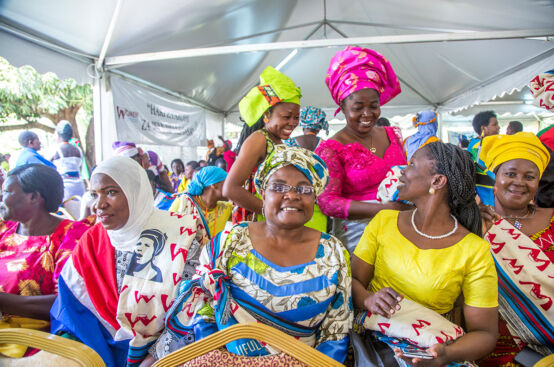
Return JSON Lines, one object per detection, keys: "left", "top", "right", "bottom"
{"left": 0, "top": 22, "right": 96, "bottom": 64}
{"left": 224, "top": 22, "right": 325, "bottom": 114}
{"left": 438, "top": 47, "right": 554, "bottom": 106}
{"left": 104, "top": 28, "right": 554, "bottom": 67}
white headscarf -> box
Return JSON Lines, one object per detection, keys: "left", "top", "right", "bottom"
{"left": 92, "top": 156, "right": 154, "bottom": 251}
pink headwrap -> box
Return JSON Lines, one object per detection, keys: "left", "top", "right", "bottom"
{"left": 326, "top": 46, "right": 401, "bottom": 116}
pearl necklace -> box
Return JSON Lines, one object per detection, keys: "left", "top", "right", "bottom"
{"left": 411, "top": 209, "right": 458, "bottom": 240}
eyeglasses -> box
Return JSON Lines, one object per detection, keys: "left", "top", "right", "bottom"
{"left": 265, "top": 182, "right": 315, "bottom": 195}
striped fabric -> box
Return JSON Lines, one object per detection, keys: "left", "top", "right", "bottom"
{"left": 486, "top": 219, "right": 554, "bottom": 357}
{"left": 165, "top": 223, "right": 352, "bottom": 363}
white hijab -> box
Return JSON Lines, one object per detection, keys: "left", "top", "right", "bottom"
{"left": 92, "top": 156, "right": 154, "bottom": 251}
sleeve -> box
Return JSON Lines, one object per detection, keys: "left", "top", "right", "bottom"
{"left": 315, "top": 239, "right": 353, "bottom": 363}
{"left": 462, "top": 238, "right": 499, "bottom": 308}
{"left": 51, "top": 221, "right": 90, "bottom": 293}
{"left": 315, "top": 142, "right": 352, "bottom": 219}
{"left": 352, "top": 212, "right": 383, "bottom": 265}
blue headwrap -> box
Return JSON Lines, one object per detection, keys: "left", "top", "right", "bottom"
{"left": 186, "top": 166, "right": 227, "bottom": 196}
{"left": 404, "top": 110, "right": 439, "bottom": 160}
{"left": 299, "top": 106, "right": 329, "bottom": 135}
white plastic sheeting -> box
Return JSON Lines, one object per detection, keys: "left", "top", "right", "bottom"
{"left": 1, "top": 0, "right": 553, "bottom": 152}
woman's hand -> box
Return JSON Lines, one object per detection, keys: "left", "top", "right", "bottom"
{"left": 479, "top": 204, "right": 500, "bottom": 234}
{"left": 394, "top": 343, "right": 448, "bottom": 367}
{"left": 363, "top": 287, "right": 403, "bottom": 318}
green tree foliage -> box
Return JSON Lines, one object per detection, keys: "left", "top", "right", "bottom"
{"left": 0, "top": 57, "right": 95, "bottom": 167}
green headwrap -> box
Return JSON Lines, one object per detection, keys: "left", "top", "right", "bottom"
{"left": 239, "top": 66, "right": 302, "bottom": 127}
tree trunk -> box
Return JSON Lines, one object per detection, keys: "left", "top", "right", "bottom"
{"left": 84, "top": 116, "right": 95, "bottom": 169}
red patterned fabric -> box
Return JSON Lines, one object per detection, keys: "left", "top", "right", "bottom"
{"left": 0, "top": 218, "right": 92, "bottom": 296}
{"left": 71, "top": 222, "right": 120, "bottom": 330}
{"left": 315, "top": 126, "right": 406, "bottom": 219}
{"left": 181, "top": 348, "right": 307, "bottom": 367}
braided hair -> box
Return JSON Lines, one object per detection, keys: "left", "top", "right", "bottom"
{"left": 425, "top": 142, "right": 482, "bottom": 237}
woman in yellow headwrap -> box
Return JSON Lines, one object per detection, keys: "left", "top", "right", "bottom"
{"left": 478, "top": 132, "right": 553, "bottom": 366}
{"left": 223, "top": 66, "right": 301, "bottom": 223}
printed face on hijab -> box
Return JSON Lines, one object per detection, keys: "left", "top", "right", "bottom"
{"left": 262, "top": 165, "right": 315, "bottom": 229}
{"left": 264, "top": 102, "right": 300, "bottom": 141}
{"left": 91, "top": 173, "right": 130, "bottom": 230}
{"left": 341, "top": 88, "right": 381, "bottom": 135}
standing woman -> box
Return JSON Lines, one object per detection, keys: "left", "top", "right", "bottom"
{"left": 478, "top": 133, "right": 553, "bottom": 366}
{"left": 169, "top": 166, "right": 232, "bottom": 244}
{"left": 51, "top": 120, "right": 86, "bottom": 200}
{"left": 315, "top": 47, "right": 408, "bottom": 253}
{"left": 284, "top": 106, "right": 329, "bottom": 151}
{"left": 223, "top": 66, "right": 301, "bottom": 223}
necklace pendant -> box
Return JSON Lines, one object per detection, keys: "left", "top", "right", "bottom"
{"left": 370, "top": 147, "right": 377, "bottom": 154}
{"left": 513, "top": 220, "right": 522, "bottom": 230}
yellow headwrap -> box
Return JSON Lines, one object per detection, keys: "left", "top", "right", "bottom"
{"left": 480, "top": 132, "right": 551, "bottom": 177}
{"left": 238, "top": 66, "right": 302, "bottom": 127}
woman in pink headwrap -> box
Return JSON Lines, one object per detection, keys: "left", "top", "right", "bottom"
{"left": 315, "top": 46, "right": 410, "bottom": 253}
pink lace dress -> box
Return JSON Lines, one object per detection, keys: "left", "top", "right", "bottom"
{"left": 315, "top": 126, "right": 406, "bottom": 252}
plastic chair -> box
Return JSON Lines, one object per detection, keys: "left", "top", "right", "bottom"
{"left": 0, "top": 328, "right": 105, "bottom": 367}
{"left": 152, "top": 323, "right": 343, "bottom": 367}
{"left": 63, "top": 195, "right": 82, "bottom": 220}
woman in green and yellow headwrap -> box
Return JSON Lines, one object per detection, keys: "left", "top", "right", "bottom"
{"left": 223, "top": 66, "right": 302, "bottom": 223}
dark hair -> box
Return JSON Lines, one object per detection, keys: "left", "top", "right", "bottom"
{"left": 376, "top": 117, "right": 390, "bottom": 127}
{"left": 18, "top": 131, "right": 38, "bottom": 147}
{"left": 235, "top": 105, "right": 276, "bottom": 155}
{"left": 171, "top": 159, "right": 184, "bottom": 171}
{"left": 56, "top": 121, "right": 74, "bottom": 141}
{"left": 8, "top": 164, "right": 64, "bottom": 212}
{"left": 425, "top": 142, "right": 482, "bottom": 237}
{"left": 186, "top": 160, "right": 199, "bottom": 169}
{"left": 508, "top": 120, "right": 523, "bottom": 133}
{"left": 459, "top": 138, "right": 469, "bottom": 149}
{"left": 198, "top": 160, "right": 207, "bottom": 165}
{"left": 472, "top": 111, "right": 497, "bottom": 135}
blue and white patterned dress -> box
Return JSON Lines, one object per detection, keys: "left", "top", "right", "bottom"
{"left": 163, "top": 222, "right": 352, "bottom": 363}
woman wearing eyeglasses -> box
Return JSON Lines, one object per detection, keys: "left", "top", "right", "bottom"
{"left": 147, "top": 145, "right": 352, "bottom": 365}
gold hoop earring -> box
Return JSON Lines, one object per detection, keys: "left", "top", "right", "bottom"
{"left": 428, "top": 188, "right": 435, "bottom": 195}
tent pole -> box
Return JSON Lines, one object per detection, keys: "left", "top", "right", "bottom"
{"left": 92, "top": 74, "right": 104, "bottom": 163}
{"left": 105, "top": 28, "right": 553, "bottom": 67}
{"left": 97, "top": 0, "right": 124, "bottom": 70}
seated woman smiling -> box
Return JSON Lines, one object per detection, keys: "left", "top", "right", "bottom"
{"left": 351, "top": 142, "right": 498, "bottom": 366}
{"left": 148, "top": 145, "right": 352, "bottom": 365}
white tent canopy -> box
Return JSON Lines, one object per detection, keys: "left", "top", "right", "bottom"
{"left": 1, "top": 0, "right": 553, "bottom": 159}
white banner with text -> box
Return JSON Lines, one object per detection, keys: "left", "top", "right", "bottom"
{"left": 111, "top": 76, "right": 206, "bottom": 146}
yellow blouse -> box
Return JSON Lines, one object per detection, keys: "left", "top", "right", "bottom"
{"left": 354, "top": 210, "right": 498, "bottom": 314}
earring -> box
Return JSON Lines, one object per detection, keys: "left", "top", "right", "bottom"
{"left": 428, "top": 187, "right": 435, "bottom": 195}
{"left": 262, "top": 207, "right": 266, "bottom": 218}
